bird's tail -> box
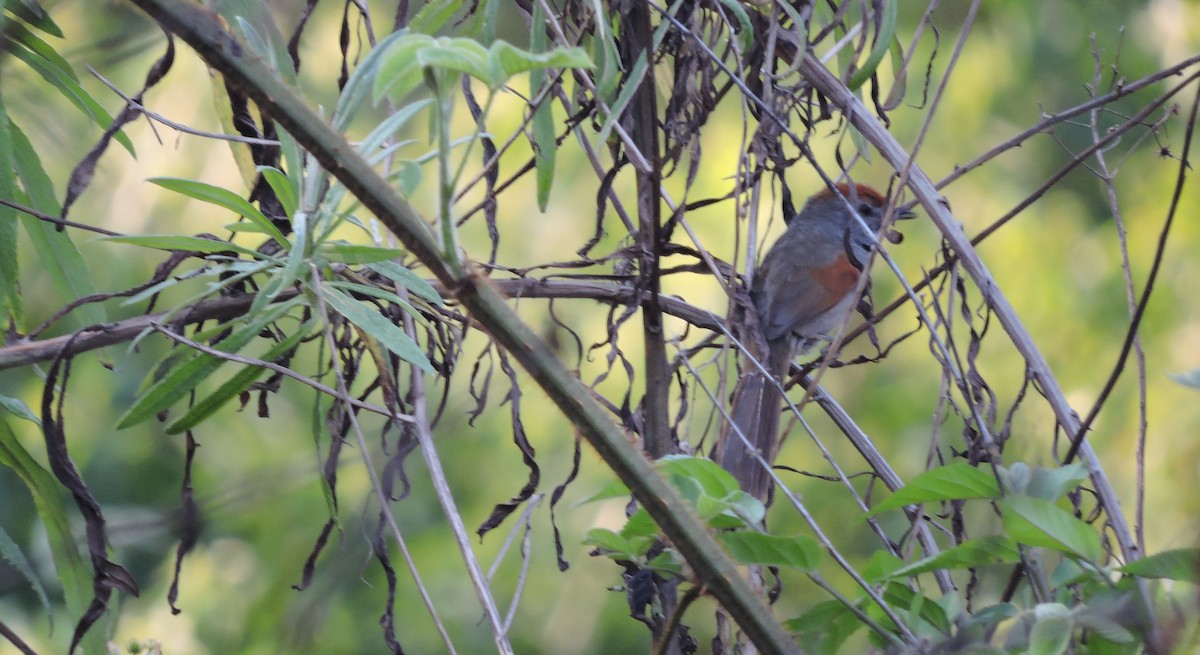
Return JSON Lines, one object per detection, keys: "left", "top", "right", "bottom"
{"left": 714, "top": 337, "right": 793, "bottom": 501}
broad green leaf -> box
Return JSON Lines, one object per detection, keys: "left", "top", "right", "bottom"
{"left": 717, "top": 532, "right": 821, "bottom": 571}
{"left": 5, "top": 39, "right": 134, "bottom": 154}
{"left": 416, "top": 37, "right": 493, "bottom": 85}
{"left": 148, "top": 177, "right": 289, "bottom": 248}
{"left": 847, "top": 0, "right": 897, "bottom": 90}
{"left": 0, "top": 394, "right": 39, "bottom": 425}
{"left": 1000, "top": 495, "right": 1103, "bottom": 562}
{"left": 880, "top": 581, "right": 951, "bottom": 635}
{"left": 657, "top": 455, "right": 743, "bottom": 498}
{"left": 573, "top": 477, "right": 630, "bottom": 506}
{"left": 367, "top": 260, "right": 443, "bottom": 306}
{"left": 256, "top": 166, "right": 296, "bottom": 217}
{"left": 374, "top": 33, "right": 437, "bottom": 103}
{"left": 1026, "top": 464, "right": 1090, "bottom": 502}
{"left": 866, "top": 462, "right": 1000, "bottom": 516}
{"left": 1027, "top": 613, "right": 1071, "bottom": 655}
{"left": 1074, "top": 611, "right": 1135, "bottom": 644}
{"left": 101, "top": 234, "right": 262, "bottom": 258}
{"left": 583, "top": 528, "right": 637, "bottom": 558}
{"left": 619, "top": 508, "right": 659, "bottom": 546}
{"left": 0, "top": 523, "right": 52, "bottom": 619}
{"left": 0, "top": 417, "right": 91, "bottom": 642}
{"left": 785, "top": 600, "right": 863, "bottom": 655}
{"left": 889, "top": 535, "right": 1020, "bottom": 577}
{"left": 319, "top": 286, "right": 434, "bottom": 374}
{"left": 7, "top": 118, "right": 104, "bottom": 327}
{"left": 166, "top": 320, "right": 314, "bottom": 434}
{"left": 1117, "top": 548, "right": 1200, "bottom": 583}
{"left": 319, "top": 243, "right": 406, "bottom": 265}
{"left": 116, "top": 299, "right": 298, "bottom": 429}
{"left": 487, "top": 41, "right": 592, "bottom": 81}
{"left": 862, "top": 550, "right": 905, "bottom": 584}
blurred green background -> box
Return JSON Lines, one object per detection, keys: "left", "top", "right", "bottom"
{"left": 1, "top": 1, "right": 1198, "bottom": 653}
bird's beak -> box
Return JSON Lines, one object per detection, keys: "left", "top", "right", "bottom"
{"left": 895, "top": 206, "right": 918, "bottom": 220}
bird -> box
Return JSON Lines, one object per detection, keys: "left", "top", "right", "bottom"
{"left": 714, "top": 183, "right": 915, "bottom": 501}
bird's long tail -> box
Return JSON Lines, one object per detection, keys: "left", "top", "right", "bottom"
{"left": 714, "top": 336, "right": 793, "bottom": 501}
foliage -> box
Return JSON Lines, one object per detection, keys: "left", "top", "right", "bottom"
{"left": 1, "top": 0, "right": 1199, "bottom": 654}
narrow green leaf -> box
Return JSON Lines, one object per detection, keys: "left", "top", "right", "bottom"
{"left": 4, "top": 17, "right": 75, "bottom": 81}
{"left": 366, "top": 260, "right": 443, "bottom": 306}
{"left": 101, "top": 234, "right": 262, "bottom": 257}
{"left": 529, "top": 1, "right": 556, "bottom": 211}
{"left": 319, "top": 286, "right": 434, "bottom": 374}
{"left": 5, "top": 40, "right": 134, "bottom": 154}
{"left": 322, "top": 281, "right": 421, "bottom": 322}
{"left": 0, "top": 394, "right": 39, "bottom": 425}
{"left": 597, "top": 51, "right": 647, "bottom": 143}
{"left": 116, "top": 300, "right": 298, "bottom": 429}
{"left": 717, "top": 532, "right": 821, "bottom": 571}
{"left": 334, "top": 29, "right": 409, "bottom": 129}
{"left": 1000, "top": 496, "right": 1103, "bottom": 562}
{"left": 0, "top": 100, "right": 22, "bottom": 327}
{"left": 4, "top": 0, "right": 64, "bottom": 37}
{"left": 166, "top": 320, "right": 313, "bottom": 434}
{"left": 0, "top": 418, "right": 90, "bottom": 633}
{"left": 7, "top": 118, "right": 104, "bottom": 327}
{"left": 889, "top": 535, "right": 1020, "bottom": 578}
{"left": 714, "top": 0, "right": 755, "bottom": 53}
{"left": 319, "top": 242, "right": 406, "bottom": 265}
{"left": 847, "top": 0, "right": 897, "bottom": 90}
{"left": 0, "top": 524, "right": 52, "bottom": 619}
{"left": 488, "top": 41, "right": 592, "bottom": 81}
{"left": 866, "top": 462, "right": 1000, "bottom": 516}
{"left": 148, "top": 177, "right": 289, "bottom": 248}
{"left": 358, "top": 98, "right": 433, "bottom": 158}
{"left": 1117, "top": 548, "right": 1200, "bottom": 583}
{"left": 256, "top": 165, "right": 297, "bottom": 217}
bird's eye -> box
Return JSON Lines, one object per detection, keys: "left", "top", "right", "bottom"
{"left": 857, "top": 203, "right": 873, "bottom": 215}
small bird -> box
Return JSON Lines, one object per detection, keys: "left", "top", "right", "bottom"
{"left": 715, "top": 183, "right": 915, "bottom": 501}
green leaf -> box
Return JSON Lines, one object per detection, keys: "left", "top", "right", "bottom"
{"left": 374, "top": 33, "right": 437, "bottom": 103}
{"left": 1027, "top": 612, "right": 1071, "bottom": 655}
{"left": 334, "top": 30, "right": 410, "bottom": 130}
{"left": 529, "top": 0, "right": 556, "bottom": 212}
{"left": 4, "top": 0, "right": 64, "bottom": 37}
{"left": 880, "top": 582, "right": 951, "bottom": 635}
{"left": 319, "top": 286, "right": 434, "bottom": 374}
{"left": 597, "top": 51, "right": 647, "bottom": 143}
{"left": 1025, "top": 464, "right": 1090, "bottom": 502}
{"left": 0, "top": 417, "right": 90, "bottom": 639}
{"left": 319, "top": 243, "right": 406, "bottom": 265}
{"left": 366, "top": 260, "right": 443, "bottom": 306}
{"left": 4, "top": 17, "right": 74, "bottom": 81}
{"left": 1074, "top": 611, "right": 1135, "bottom": 644}
{"left": 0, "top": 394, "right": 39, "bottom": 425}
{"left": 256, "top": 166, "right": 297, "bottom": 217}
{"left": 1000, "top": 495, "right": 1103, "bottom": 561}
{"left": 416, "top": 37, "right": 493, "bottom": 84}
{"left": 0, "top": 523, "right": 52, "bottom": 619}
{"left": 889, "top": 535, "right": 1020, "bottom": 577}
{"left": 408, "top": 0, "right": 464, "bottom": 35}
{"left": 487, "top": 40, "right": 592, "bottom": 82}
{"left": 657, "top": 455, "right": 744, "bottom": 498}
{"left": 1169, "top": 368, "right": 1200, "bottom": 389}
{"left": 101, "top": 234, "right": 263, "bottom": 258}
{"left": 718, "top": 532, "right": 821, "bottom": 570}
{"left": 148, "top": 177, "right": 289, "bottom": 248}
{"left": 866, "top": 462, "right": 1000, "bottom": 516}
{"left": 5, "top": 38, "right": 134, "bottom": 154}
{"left": 6, "top": 117, "right": 104, "bottom": 327}
{"left": 785, "top": 600, "right": 863, "bottom": 655}
{"left": 166, "top": 320, "right": 313, "bottom": 434}
{"left": 574, "top": 477, "right": 630, "bottom": 506}
{"left": 322, "top": 281, "right": 422, "bottom": 322}
{"left": 847, "top": 0, "right": 897, "bottom": 90}
{"left": 0, "top": 99, "right": 21, "bottom": 327}
{"left": 1117, "top": 548, "right": 1200, "bottom": 583}
{"left": 116, "top": 300, "right": 298, "bottom": 429}
{"left": 583, "top": 528, "right": 637, "bottom": 559}
{"left": 358, "top": 98, "right": 433, "bottom": 158}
